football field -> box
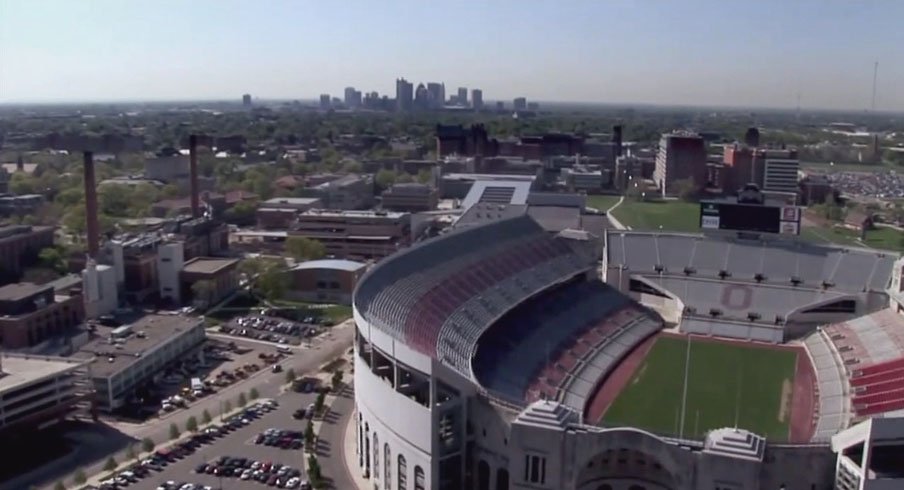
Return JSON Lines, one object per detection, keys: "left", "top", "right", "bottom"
{"left": 601, "top": 336, "right": 798, "bottom": 440}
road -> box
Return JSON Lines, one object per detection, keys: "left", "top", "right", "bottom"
{"left": 33, "top": 321, "right": 354, "bottom": 490}
{"left": 313, "top": 384, "right": 359, "bottom": 490}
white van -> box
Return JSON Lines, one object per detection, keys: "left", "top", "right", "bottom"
{"left": 276, "top": 345, "right": 292, "bottom": 354}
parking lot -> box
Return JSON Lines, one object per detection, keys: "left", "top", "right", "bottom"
{"left": 107, "top": 390, "right": 318, "bottom": 490}
{"left": 217, "top": 316, "right": 321, "bottom": 347}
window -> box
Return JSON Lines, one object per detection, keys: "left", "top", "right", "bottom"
{"left": 398, "top": 455, "right": 407, "bottom": 490}
{"left": 414, "top": 466, "right": 424, "bottom": 490}
{"left": 524, "top": 454, "right": 546, "bottom": 485}
{"left": 496, "top": 469, "right": 509, "bottom": 490}
{"left": 384, "top": 443, "right": 391, "bottom": 489}
{"left": 477, "top": 460, "right": 490, "bottom": 490}
{"left": 373, "top": 433, "right": 380, "bottom": 471}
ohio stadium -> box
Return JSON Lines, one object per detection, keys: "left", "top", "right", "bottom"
{"left": 351, "top": 211, "right": 904, "bottom": 489}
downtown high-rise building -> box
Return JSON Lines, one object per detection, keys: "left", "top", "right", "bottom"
{"left": 427, "top": 82, "right": 445, "bottom": 108}
{"left": 319, "top": 94, "right": 331, "bottom": 110}
{"left": 513, "top": 97, "right": 527, "bottom": 111}
{"left": 242, "top": 93, "right": 252, "bottom": 107}
{"left": 344, "top": 87, "right": 362, "bottom": 109}
{"left": 471, "top": 89, "right": 483, "bottom": 110}
{"left": 457, "top": 87, "right": 468, "bottom": 106}
{"left": 396, "top": 78, "right": 414, "bottom": 112}
{"left": 654, "top": 132, "right": 707, "bottom": 195}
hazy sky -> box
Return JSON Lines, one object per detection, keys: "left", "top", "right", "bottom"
{"left": 1, "top": 0, "right": 902, "bottom": 110}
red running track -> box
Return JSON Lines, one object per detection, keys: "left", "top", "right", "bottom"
{"left": 584, "top": 333, "right": 658, "bottom": 423}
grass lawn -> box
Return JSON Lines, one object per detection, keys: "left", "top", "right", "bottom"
{"left": 800, "top": 225, "right": 904, "bottom": 252}
{"left": 586, "top": 195, "right": 621, "bottom": 213}
{"left": 271, "top": 300, "right": 353, "bottom": 324}
{"left": 611, "top": 200, "right": 701, "bottom": 232}
{"left": 602, "top": 336, "right": 797, "bottom": 440}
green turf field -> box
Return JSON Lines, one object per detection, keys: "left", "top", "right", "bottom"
{"left": 610, "top": 200, "right": 701, "bottom": 232}
{"left": 586, "top": 195, "right": 621, "bottom": 213}
{"left": 602, "top": 336, "right": 798, "bottom": 440}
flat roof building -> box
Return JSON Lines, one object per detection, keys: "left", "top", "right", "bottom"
{"left": 287, "top": 259, "right": 367, "bottom": 305}
{"left": 381, "top": 183, "right": 438, "bottom": 212}
{"left": 75, "top": 314, "right": 205, "bottom": 413}
{"left": 181, "top": 257, "right": 240, "bottom": 309}
{"left": 0, "top": 225, "right": 54, "bottom": 285}
{"left": 0, "top": 282, "right": 84, "bottom": 350}
{"left": 0, "top": 353, "right": 93, "bottom": 435}
{"left": 291, "top": 209, "right": 411, "bottom": 261}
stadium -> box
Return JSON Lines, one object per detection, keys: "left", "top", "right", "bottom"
{"left": 351, "top": 204, "right": 904, "bottom": 489}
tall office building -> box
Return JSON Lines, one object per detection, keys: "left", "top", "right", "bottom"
{"left": 763, "top": 158, "right": 800, "bottom": 193}
{"left": 396, "top": 78, "right": 414, "bottom": 112}
{"left": 653, "top": 132, "right": 707, "bottom": 195}
{"left": 319, "top": 94, "right": 331, "bottom": 110}
{"left": 513, "top": 97, "right": 527, "bottom": 111}
{"left": 427, "top": 83, "right": 445, "bottom": 109}
{"left": 744, "top": 127, "right": 760, "bottom": 147}
{"left": 471, "top": 89, "right": 483, "bottom": 110}
{"left": 723, "top": 146, "right": 798, "bottom": 193}
{"left": 414, "top": 84, "right": 429, "bottom": 111}
{"left": 457, "top": 87, "right": 468, "bottom": 106}
{"left": 344, "top": 87, "right": 362, "bottom": 108}
{"left": 242, "top": 94, "right": 252, "bottom": 107}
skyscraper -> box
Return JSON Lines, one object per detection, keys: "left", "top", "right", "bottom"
{"left": 427, "top": 83, "right": 445, "bottom": 109}
{"left": 513, "top": 97, "right": 527, "bottom": 111}
{"left": 414, "top": 83, "right": 429, "bottom": 111}
{"left": 457, "top": 87, "right": 468, "bottom": 106}
{"left": 396, "top": 78, "right": 413, "bottom": 112}
{"left": 344, "top": 87, "right": 362, "bottom": 108}
{"left": 319, "top": 94, "right": 331, "bottom": 110}
{"left": 744, "top": 127, "right": 760, "bottom": 147}
{"left": 242, "top": 94, "right": 252, "bottom": 107}
{"left": 471, "top": 89, "right": 483, "bottom": 110}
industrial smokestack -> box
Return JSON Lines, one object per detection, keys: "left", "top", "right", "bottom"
{"left": 189, "top": 134, "right": 200, "bottom": 218}
{"left": 83, "top": 151, "right": 100, "bottom": 259}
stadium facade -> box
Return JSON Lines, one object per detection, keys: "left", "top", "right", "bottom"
{"left": 352, "top": 216, "right": 904, "bottom": 490}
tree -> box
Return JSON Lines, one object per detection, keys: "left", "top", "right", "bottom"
{"left": 304, "top": 420, "right": 315, "bottom": 449}
{"left": 185, "top": 416, "right": 198, "bottom": 433}
{"left": 331, "top": 370, "right": 344, "bottom": 391}
{"left": 125, "top": 444, "right": 137, "bottom": 460}
{"left": 73, "top": 469, "right": 87, "bottom": 485}
{"left": 223, "top": 399, "right": 233, "bottom": 415}
{"left": 254, "top": 260, "right": 289, "bottom": 302}
{"left": 191, "top": 279, "right": 215, "bottom": 310}
{"left": 416, "top": 168, "right": 433, "bottom": 184}
{"left": 286, "top": 236, "right": 326, "bottom": 262}
{"left": 201, "top": 409, "right": 212, "bottom": 425}
{"left": 9, "top": 173, "right": 37, "bottom": 195}
{"left": 237, "top": 392, "right": 247, "bottom": 408}
{"left": 38, "top": 247, "right": 67, "bottom": 274}
{"left": 375, "top": 169, "right": 397, "bottom": 190}
{"left": 141, "top": 437, "right": 155, "bottom": 453}
{"left": 168, "top": 423, "right": 180, "bottom": 440}
{"left": 54, "top": 481, "right": 65, "bottom": 490}
{"left": 314, "top": 392, "right": 326, "bottom": 415}
{"left": 249, "top": 387, "right": 260, "bottom": 400}
{"left": 160, "top": 183, "right": 182, "bottom": 199}
{"left": 396, "top": 172, "right": 414, "bottom": 184}
{"left": 103, "top": 456, "right": 117, "bottom": 472}
{"left": 672, "top": 178, "right": 698, "bottom": 202}
{"left": 284, "top": 368, "right": 297, "bottom": 384}
{"left": 98, "top": 183, "right": 132, "bottom": 217}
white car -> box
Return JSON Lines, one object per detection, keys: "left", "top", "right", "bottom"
{"left": 240, "top": 469, "right": 252, "bottom": 480}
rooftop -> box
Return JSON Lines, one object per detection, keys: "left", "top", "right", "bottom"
{"left": 76, "top": 314, "right": 203, "bottom": 378}
{"left": 0, "top": 282, "right": 50, "bottom": 302}
{"left": 292, "top": 259, "right": 367, "bottom": 273}
{"left": 182, "top": 257, "right": 239, "bottom": 275}
{"left": 0, "top": 353, "right": 90, "bottom": 394}
{"left": 301, "top": 209, "right": 407, "bottom": 219}
{"left": 263, "top": 197, "right": 321, "bottom": 206}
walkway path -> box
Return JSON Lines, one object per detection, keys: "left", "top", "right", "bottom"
{"left": 316, "top": 383, "right": 368, "bottom": 490}
{"left": 606, "top": 196, "right": 630, "bottom": 230}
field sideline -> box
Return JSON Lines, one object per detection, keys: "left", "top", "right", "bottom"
{"left": 601, "top": 335, "right": 798, "bottom": 440}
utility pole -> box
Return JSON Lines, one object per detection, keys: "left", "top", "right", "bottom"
{"left": 872, "top": 61, "right": 879, "bottom": 112}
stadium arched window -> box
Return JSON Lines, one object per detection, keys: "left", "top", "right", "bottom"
{"left": 384, "top": 443, "right": 391, "bottom": 489}
{"left": 496, "top": 468, "right": 509, "bottom": 490}
{"left": 477, "top": 460, "right": 490, "bottom": 490}
{"left": 414, "top": 465, "right": 425, "bottom": 490}
{"left": 398, "top": 455, "right": 407, "bottom": 490}
{"left": 373, "top": 433, "right": 380, "bottom": 471}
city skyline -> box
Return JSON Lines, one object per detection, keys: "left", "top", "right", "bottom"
{"left": 1, "top": 0, "right": 902, "bottom": 111}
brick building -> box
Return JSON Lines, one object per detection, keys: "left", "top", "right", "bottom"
{"left": 0, "top": 225, "right": 54, "bottom": 285}
{"left": 180, "top": 257, "right": 240, "bottom": 308}
{"left": 286, "top": 259, "right": 367, "bottom": 305}
{"left": 0, "top": 282, "right": 84, "bottom": 349}
{"left": 381, "top": 183, "right": 438, "bottom": 212}
{"left": 291, "top": 209, "right": 411, "bottom": 261}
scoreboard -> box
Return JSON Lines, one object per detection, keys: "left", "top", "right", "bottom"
{"left": 699, "top": 200, "right": 801, "bottom": 235}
